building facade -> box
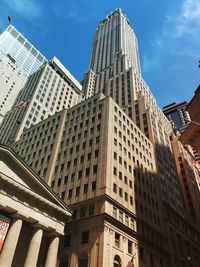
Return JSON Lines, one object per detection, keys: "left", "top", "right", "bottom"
{"left": 180, "top": 86, "right": 200, "bottom": 157}
{"left": 83, "top": 8, "right": 184, "bottom": 216}
{"left": 0, "top": 56, "right": 82, "bottom": 144}
{"left": 0, "top": 144, "right": 71, "bottom": 267}
{"left": 14, "top": 93, "right": 171, "bottom": 266}
{"left": 162, "top": 102, "right": 190, "bottom": 133}
{"left": 0, "top": 54, "right": 26, "bottom": 123}
{"left": 0, "top": 25, "right": 46, "bottom": 85}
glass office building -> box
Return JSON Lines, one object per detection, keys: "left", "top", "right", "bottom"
{"left": 0, "top": 25, "right": 47, "bottom": 84}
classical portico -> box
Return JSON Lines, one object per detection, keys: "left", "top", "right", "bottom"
{"left": 0, "top": 145, "right": 72, "bottom": 267}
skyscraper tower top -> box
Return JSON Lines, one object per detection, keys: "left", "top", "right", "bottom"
{"left": 89, "top": 8, "right": 141, "bottom": 74}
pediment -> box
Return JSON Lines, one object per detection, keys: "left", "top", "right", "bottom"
{"left": 0, "top": 145, "right": 71, "bottom": 215}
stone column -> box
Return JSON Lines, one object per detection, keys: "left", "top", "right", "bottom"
{"left": 24, "top": 228, "right": 43, "bottom": 267}
{"left": 44, "top": 236, "right": 60, "bottom": 267}
{"left": 0, "top": 218, "right": 23, "bottom": 267}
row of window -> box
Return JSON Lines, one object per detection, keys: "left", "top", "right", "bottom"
{"left": 55, "top": 181, "right": 97, "bottom": 200}
{"left": 114, "top": 105, "right": 151, "bottom": 148}
{"left": 54, "top": 164, "right": 98, "bottom": 185}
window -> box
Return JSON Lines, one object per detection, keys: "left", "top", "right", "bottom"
{"left": 80, "top": 155, "right": 85, "bottom": 163}
{"left": 128, "top": 240, "right": 132, "bottom": 254}
{"left": 124, "top": 176, "right": 127, "bottom": 184}
{"left": 76, "top": 186, "right": 80, "bottom": 196}
{"left": 92, "top": 181, "right": 96, "bottom": 191}
{"left": 81, "top": 231, "right": 89, "bottom": 244}
{"left": 114, "top": 255, "right": 122, "bottom": 267}
{"left": 115, "top": 233, "right": 120, "bottom": 248}
{"left": 93, "top": 165, "right": 98, "bottom": 174}
{"left": 51, "top": 180, "right": 55, "bottom": 187}
{"left": 68, "top": 189, "right": 72, "bottom": 199}
{"left": 95, "top": 150, "right": 99, "bottom": 157}
{"left": 61, "top": 191, "right": 65, "bottom": 199}
{"left": 119, "top": 188, "right": 122, "bottom": 197}
{"left": 86, "top": 167, "right": 90, "bottom": 176}
{"left": 119, "top": 211, "right": 123, "bottom": 223}
{"left": 125, "top": 192, "right": 128, "bottom": 201}
{"left": 130, "top": 219, "right": 134, "bottom": 230}
{"left": 113, "top": 183, "right": 117, "bottom": 193}
{"left": 125, "top": 215, "right": 129, "bottom": 227}
{"left": 113, "top": 207, "right": 117, "bottom": 219}
{"left": 57, "top": 178, "right": 62, "bottom": 186}
{"left": 80, "top": 207, "right": 86, "bottom": 218}
{"left": 84, "top": 184, "right": 88, "bottom": 194}
{"left": 78, "top": 170, "right": 82, "bottom": 179}
{"left": 89, "top": 204, "right": 95, "bottom": 215}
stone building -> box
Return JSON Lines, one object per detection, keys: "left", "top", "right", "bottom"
{"left": 180, "top": 86, "right": 200, "bottom": 156}
{"left": 0, "top": 144, "right": 71, "bottom": 267}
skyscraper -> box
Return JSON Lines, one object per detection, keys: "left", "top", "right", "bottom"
{"left": 0, "top": 25, "right": 47, "bottom": 85}
{"left": 12, "top": 9, "right": 200, "bottom": 267}
{"left": 14, "top": 93, "right": 168, "bottom": 267}
{"left": 0, "top": 54, "right": 26, "bottom": 123}
{"left": 84, "top": 8, "right": 183, "bottom": 215}
{"left": 89, "top": 9, "right": 141, "bottom": 74}
{"left": 0, "top": 56, "right": 82, "bottom": 144}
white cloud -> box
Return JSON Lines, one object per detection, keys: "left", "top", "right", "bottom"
{"left": 175, "top": 0, "right": 200, "bottom": 37}
{"left": 142, "top": 0, "right": 200, "bottom": 73}
{"left": 3, "top": 0, "right": 42, "bottom": 19}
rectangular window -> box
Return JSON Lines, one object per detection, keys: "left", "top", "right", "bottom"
{"left": 81, "top": 231, "right": 89, "bottom": 244}
{"left": 89, "top": 204, "right": 95, "bottom": 216}
{"left": 83, "top": 184, "right": 88, "bottom": 194}
{"left": 92, "top": 181, "right": 96, "bottom": 191}
{"left": 113, "top": 207, "right": 117, "bottom": 219}
{"left": 93, "top": 165, "right": 98, "bottom": 174}
{"left": 113, "top": 183, "right": 117, "bottom": 193}
{"left": 80, "top": 207, "right": 86, "bottom": 218}
{"left": 76, "top": 186, "right": 80, "bottom": 196}
{"left": 68, "top": 189, "right": 72, "bottom": 199}
{"left": 125, "top": 215, "right": 129, "bottom": 226}
{"left": 128, "top": 240, "right": 132, "bottom": 254}
{"left": 119, "top": 211, "right": 123, "bottom": 223}
{"left": 115, "top": 233, "right": 120, "bottom": 248}
{"left": 86, "top": 167, "right": 90, "bottom": 176}
{"left": 119, "top": 188, "right": 122, "bottom": 197}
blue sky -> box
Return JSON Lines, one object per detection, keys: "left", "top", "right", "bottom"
{"left": 0, "top": 0, "right": 199, "bottom": 108}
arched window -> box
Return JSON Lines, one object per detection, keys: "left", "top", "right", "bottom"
{"left": 114, "top": 255, "right": 122, "bottom": 267}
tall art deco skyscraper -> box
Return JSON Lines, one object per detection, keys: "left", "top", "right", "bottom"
{"left": 84, "top": 9, "right": 183, "bottom": 214}
{"left": 13, "top": 9, "right": 200, "bottom": 267}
